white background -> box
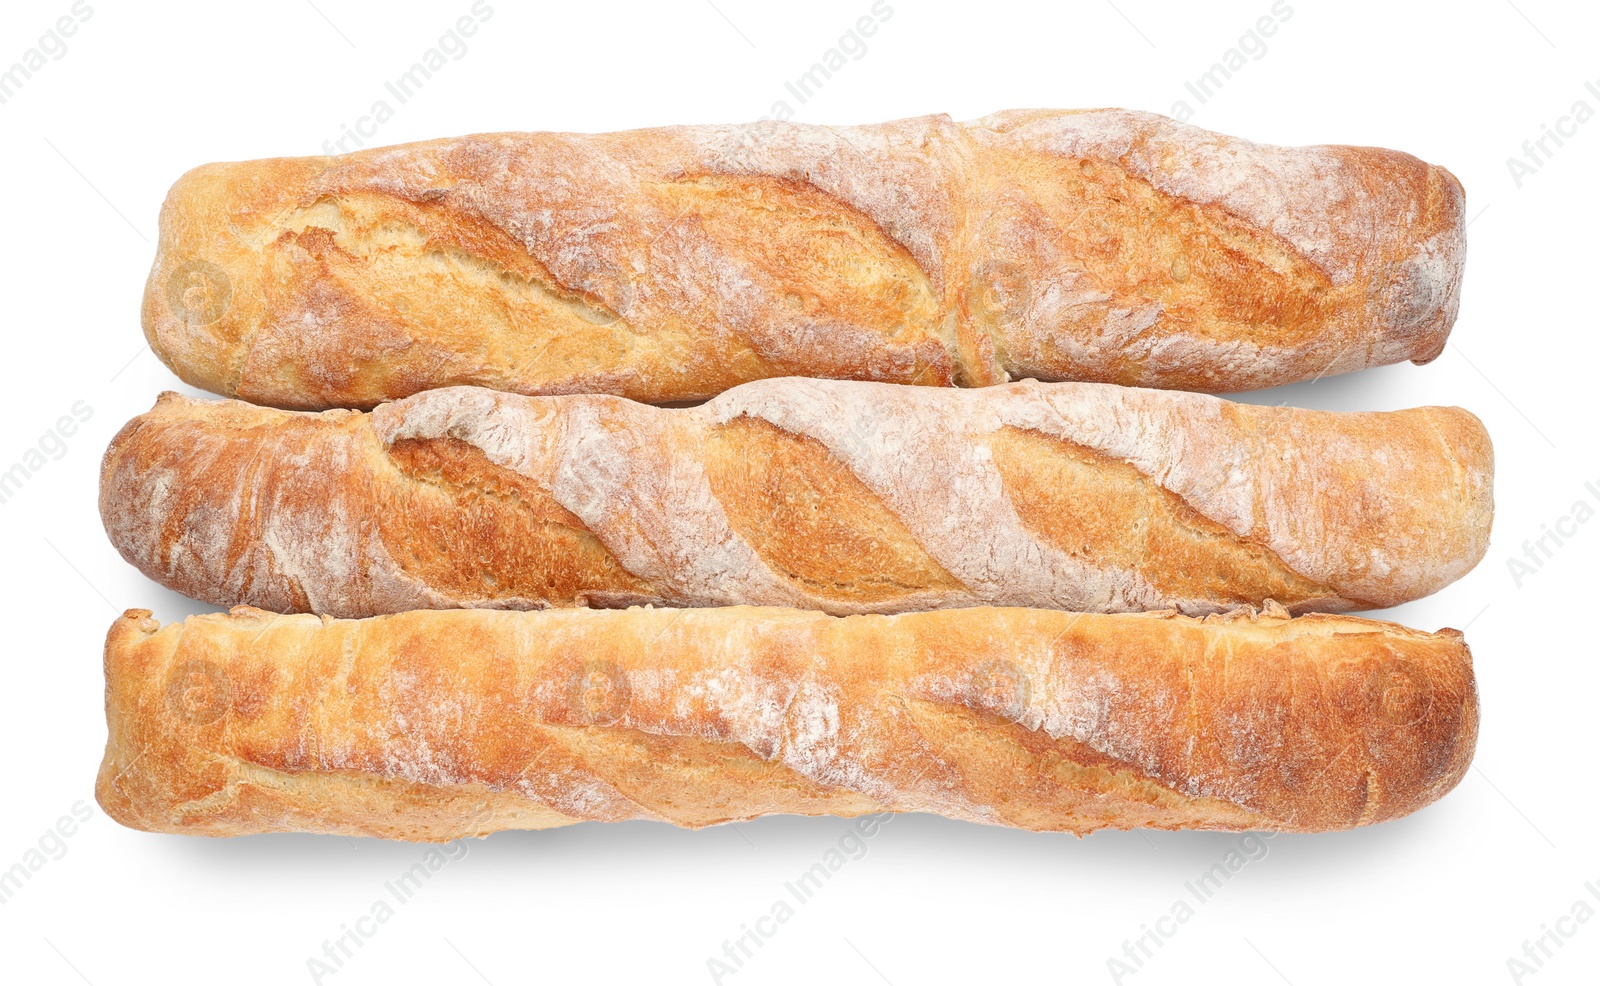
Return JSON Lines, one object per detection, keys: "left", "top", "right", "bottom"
{"left": 0, "top": 0, "right": 1595, "bottom": 983}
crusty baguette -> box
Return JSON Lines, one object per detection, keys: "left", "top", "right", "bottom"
{"left": 95, "top": 604, "right": 1477, "bottom": 840}
{"left": 142, "top": 109, "right": 1465, "bottom": 409}
{"left": 100, "top": 378, "right": 1493, "bottom": 619}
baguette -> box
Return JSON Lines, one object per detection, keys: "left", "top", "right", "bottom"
{"left": 100, "top": 378, "right": 1493, "bottom": 619}
{"left": 96, "top": 604, "right": 1477, "bottom": 840}
{"left": 142, "top": 109, "right": 1465, "bottom": 409}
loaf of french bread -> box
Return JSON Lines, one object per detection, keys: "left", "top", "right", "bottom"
{"left": 143, "top": 109, "right": 1465, "bottom": 408}
{"left": 95, "top": 604, "right": 1477, "bottom": 840}
{"left": 99, "top": 378, "right": 1493, "bottom": 619}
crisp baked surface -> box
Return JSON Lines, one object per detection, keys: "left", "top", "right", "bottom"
{"left": 100, "top": 378, "right": 1494, "bottom": 618}
{"left": 96, "top": 604, "right": 1477, "bottom": 840}
{"left": 141, "top": 109, "right": 1466, "bottom": 408}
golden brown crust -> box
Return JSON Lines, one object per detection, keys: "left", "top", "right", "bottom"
{"left": 99, "top": 379, "right": 1494, "bottom": 619}
{"left": 142, "top": 109, "right": 1465, "bottom": 408}
{"left": 95, "top": 604, "right": 1477, "bottom": 840}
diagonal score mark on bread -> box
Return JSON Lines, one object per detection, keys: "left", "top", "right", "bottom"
{"left": 94, "top": 605, "right": 1478, "bottom": 839}
{"left": 98, "top": 377, "right": 1493, "bottom": 620}
{"left": 139, "top": 109, "right": 1466, "bottom": 409}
